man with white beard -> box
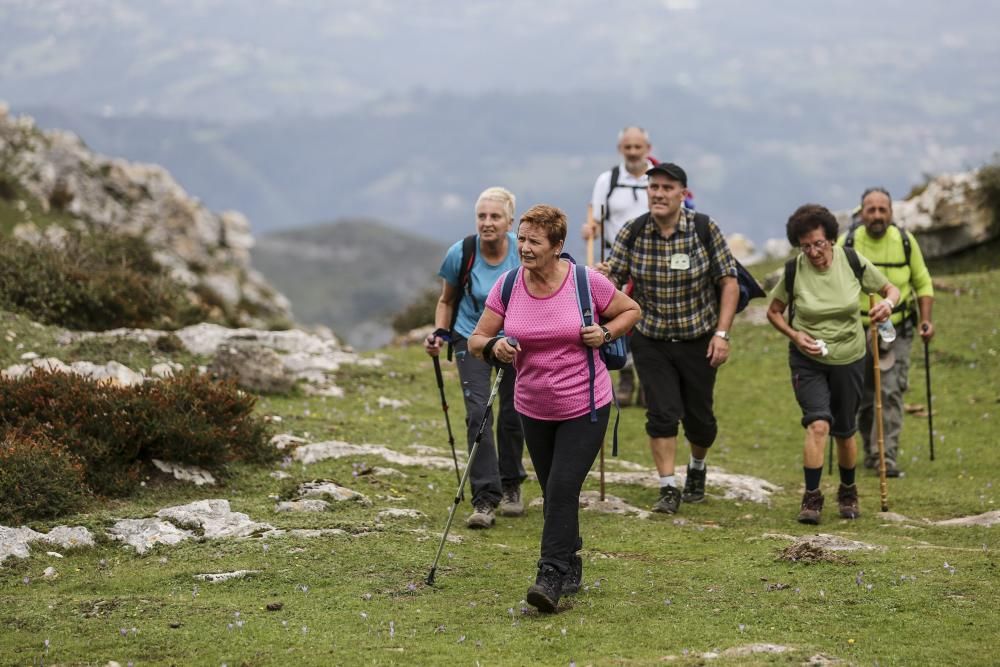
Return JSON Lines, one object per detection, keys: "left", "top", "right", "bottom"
{"left": 582, "top": 126, "right": 657, "bottom": 406}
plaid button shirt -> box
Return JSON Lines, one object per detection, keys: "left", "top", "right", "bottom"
{"left": 607, "top": 208, "right": 737, "bottom": 340}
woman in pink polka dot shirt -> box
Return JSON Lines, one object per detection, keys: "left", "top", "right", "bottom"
{"left": 470, "top": 204, "right": 640, "bottom": 613}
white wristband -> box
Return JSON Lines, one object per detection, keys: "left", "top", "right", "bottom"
{"left": 884, "top": 299, "right": 894, "bottom": 310}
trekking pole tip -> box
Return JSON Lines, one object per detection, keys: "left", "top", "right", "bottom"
{"left": 426, "top": 569, "right": 436, "bottom": 586}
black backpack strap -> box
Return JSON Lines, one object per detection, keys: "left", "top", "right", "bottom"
{"left": 623, "top": 212, "right": 649, "bottom": 251}
{"left": 499, "top": 267, "right": 519, "bottom": 310}
{"left": 843, "top": 246, "right": 865, "bottom": 282}
{"left": 447, "top": 234, "right": 478, "bottom": 361}
{"left": 693, "top": 212, "right": 712, "bottom": 249}
{"left": 603, "top": 165, "right": 620, "bottom": 224}
{"left": 844, "top": 223, "right": 858, "bottom": 249}
{"left": 784, "top": 257, "right": 798, "bottom": 326}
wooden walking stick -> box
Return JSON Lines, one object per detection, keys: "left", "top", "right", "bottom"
{"left": 870, "top": 295, "right": 889, "bottom": 512}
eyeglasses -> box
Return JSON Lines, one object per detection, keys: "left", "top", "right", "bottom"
{"left": 799, "top": 239, "right": 830, "bottom": 253}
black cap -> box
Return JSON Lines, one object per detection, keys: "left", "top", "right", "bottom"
{"left": 646, "top": 162, "right": 687, "bottom": 187}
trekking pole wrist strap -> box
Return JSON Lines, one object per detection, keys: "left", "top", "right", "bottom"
{"left": 482, "top": 336, "right": 502, "bottom": 362}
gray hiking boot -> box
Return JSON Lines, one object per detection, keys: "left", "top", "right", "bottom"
{"left": 652, "top": 485, "right": 682, "bottom": 514}
{"left": 465, "top": 501, "right": 496, "bottom": 529}
{"left": 498, "top": 483, "right": 524, "bottom": 517}
{"left": 797, "top": 488, "right": 824, "bottom": 525}
{"left": 837, "top": 483, "right": 861, "bottom": 519}
{"left": 682, "top": 466, "right": 707, "bottom": 503}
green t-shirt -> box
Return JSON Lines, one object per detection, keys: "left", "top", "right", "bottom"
{"left": 769, "top": 246, "right": 889, "bottom": 365}
{"left": 836, "top": 225, "right": 934, "bottom": 327}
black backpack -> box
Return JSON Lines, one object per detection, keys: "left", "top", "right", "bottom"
{"left": 622, "top": 212, "right": 766, "bottom": 313}
{"left": 446, "top": 234, "right": 478, "bottom": 361}
{"left": 783, "top": 246, "right": 864, "bottom": 326}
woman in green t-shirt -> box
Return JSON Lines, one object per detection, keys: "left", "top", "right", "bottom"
{"left": 766, "top": 204, "right": 900, "bottom": 525}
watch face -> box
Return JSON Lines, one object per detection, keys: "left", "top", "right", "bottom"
{"left": 602, "top": 327, "right": 611, "bottom": 342}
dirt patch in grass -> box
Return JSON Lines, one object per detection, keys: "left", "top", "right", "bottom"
{"left": 776, "top": 541, "right": 854, "bottom": 564}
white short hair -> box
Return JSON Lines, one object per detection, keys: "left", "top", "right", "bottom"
{"left": 617, "top": 126, "right": 651, "bottom": 144}
{"left": 475, "top": 186, "right": 516, "bottom": 222}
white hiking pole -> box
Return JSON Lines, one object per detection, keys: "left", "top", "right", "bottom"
{"left": 426, "top": 339, "right": 513, "bottom": 586}
{"left": 870, "top": 296, "right": 890, "bottom": 512}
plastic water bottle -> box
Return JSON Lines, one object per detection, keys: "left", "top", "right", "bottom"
{"left": 877, "top": 319, "right": 896, "bottom": 343}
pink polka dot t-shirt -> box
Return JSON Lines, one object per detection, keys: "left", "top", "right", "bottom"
{"left": 485, "top": 262, "right": 616, "bottom": 421}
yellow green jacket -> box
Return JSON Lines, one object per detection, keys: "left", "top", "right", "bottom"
{"left": 836, "top": 225, "right": 934, "bottom": 326}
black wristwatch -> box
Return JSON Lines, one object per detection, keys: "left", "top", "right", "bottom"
{"left": 600, "top": 326, "right": 612, "bottom": 343}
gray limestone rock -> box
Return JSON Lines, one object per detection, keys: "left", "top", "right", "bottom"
{"left": 151, "top": 459, "right": 216, "bottom": 486}
{"left": 297, "top": 481, "right": 371, "bottom": 506}
{"left": 275, "top": 500, "right": 330, "bottom": 513}
{"left": 107, "top": 518, "right": 194, "bottom": 554}
{"left": 155, "top": 499, "right": 273, "bottom": 538}
{"left": 209, "top": 340, "right": 294, "bottom": 394}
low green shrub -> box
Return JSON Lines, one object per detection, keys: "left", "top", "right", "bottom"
{"left": 138, "top": 370, "right": 275, "bottom": 466}
{"left": 0, "top": 428, "right": 88, "bottom": 524}
{"left": 0, "top": 227, "right": 206, "bottom": 330}
{"left": 391, "top": 287, "right": 439, "bottom": 333}
{"left": 0, "top": 369, "right": 276, "bottom": 502}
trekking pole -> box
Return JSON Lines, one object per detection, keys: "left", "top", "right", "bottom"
{"left": 587, "top": 237, "right": 594, "bottom": 267}
{"left": 870, "top": 296, "right": 889, "bottom": 511}
{"left": 427, "top": 339, "right": 513, "bottom": 586}
{"left": 923, "top": 327, "right": 935, "bottom": 461}
{"left": 598, "top": 209, "right": 607, "bottom": 501}
{"left": 827, "top": 436, "right": 833, "bottom": 474}
{"left": 432, "top": 355, "right": 463, "bottom": 495}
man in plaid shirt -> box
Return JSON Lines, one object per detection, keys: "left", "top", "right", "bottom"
{"left": 598, "top": 163, "right": 738, "bottom": 514}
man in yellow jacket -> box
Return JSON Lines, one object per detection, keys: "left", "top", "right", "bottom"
{"left": 838, "top": 187, "right": 935, "bottom": 476}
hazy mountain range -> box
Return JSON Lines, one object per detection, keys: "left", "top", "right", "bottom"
{"left": 250, "top": 219, "right": 444, "bottom": 349}
{"left": 3, "top": 0, "right": 998, "bottom": 342}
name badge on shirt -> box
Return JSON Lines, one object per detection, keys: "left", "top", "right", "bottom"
{"left": 669, "top": 253, "right": 690, "bottom": 270}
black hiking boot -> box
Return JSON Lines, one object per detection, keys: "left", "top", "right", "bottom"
{"left": 526, "top": 564, "right": 563, "bottom": 613}
{"left": 797, "top": 488, "right": 824, "bottom": 525}
{"left": 652, "top": 485, "right": 682, "bottom": 514}
{"left": 682, "top": 466, "right": 707, "bottom": 504}
{"left": 562, "top": 554, "right": 583, "bottom": 596}
{"left": 498, "top": 483, "right": 524, "bottom": 517}
{"left": 837, "top": 483, "right": 861, "bottom": 519}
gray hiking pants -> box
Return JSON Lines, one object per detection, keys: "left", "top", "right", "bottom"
{"left": 859, "top": 327, "right": 915, "bottom": 465}
{"left": 454, "top": 337, "right": 526, "bottom": 507}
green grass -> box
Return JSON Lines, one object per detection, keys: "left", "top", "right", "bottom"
{"left": 2, "top": 268, "right": 998, "bottom": 665}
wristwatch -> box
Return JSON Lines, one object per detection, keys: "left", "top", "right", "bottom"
{"left": 714, "top": 330, "right": 730, "bottom": 341}
{"left": 600, "top": 326, "right": 612, "bottom": 343}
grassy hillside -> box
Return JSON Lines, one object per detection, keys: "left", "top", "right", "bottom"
{"left": 1, "top": 254, "right": 997, "bottom": 664}
{"left": 251, "top": 219, "right": 445, "bottom": 349}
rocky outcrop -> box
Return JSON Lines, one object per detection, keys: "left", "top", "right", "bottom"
{"left": 0, "top": 107, "right": 291, "bottom": 327}
{"left": 835, "top": 168, "right": 998, "bottom": 259}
